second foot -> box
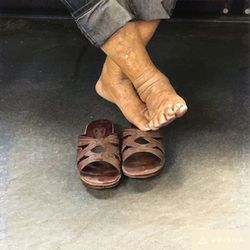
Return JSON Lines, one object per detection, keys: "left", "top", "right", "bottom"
{"left": 95, "top": 68, "right": 150, "bottom": 131}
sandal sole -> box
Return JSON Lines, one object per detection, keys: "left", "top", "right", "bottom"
{"left": 122, "top": 167, "right": 163, "bottom": 179}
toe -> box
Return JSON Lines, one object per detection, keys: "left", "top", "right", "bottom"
{"left": 164, "top": 106, "right": 175, "bottom": 120}
{"left": 152, "top": 115, "right": 159, "bottom": 128}
{"left": 143, "top": 109, "right": 151, "bottom": 121}
{"left": 172, "top": 99, "right": 188, "bottom": 117}
{"left": 159, "top": 115, "right": 175, "bottom": 128}
{"left": 149, "top": 117, "right": 159, "bottom": 130}
{"left": 159, "top": 113, "right": 167, "bottom": 125}
{"left": 173, "top": 103, "right": 183, "bottom": 112}
{"left": 149, "top": 109, "right": 176, "bottom": 130}
{"left": 175, "top": 104, "right": 187, "bottom": 118}
{"left": 166, "top": 105, "right": 175, "bottom": 116}
{"left": 150, "top": 112, "right": 170, "bottom": 130}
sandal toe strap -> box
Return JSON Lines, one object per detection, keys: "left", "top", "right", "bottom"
{"left": 77, "top": 134, "right": 121, "bottom": 173}
{"left": 122, "top": 128, "right": 165, "bottom": 163}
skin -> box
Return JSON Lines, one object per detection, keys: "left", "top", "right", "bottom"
{"left": 97, "top": 20, "right": 187, "bottom": 130}
{"left": 96, "top": 20, "right": 160, "bottom": 131}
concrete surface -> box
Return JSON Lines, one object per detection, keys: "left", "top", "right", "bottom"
{"left": 0, "top": 18, "right": 250, "bottom": 250}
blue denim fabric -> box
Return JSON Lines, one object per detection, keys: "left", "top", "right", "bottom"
{"left": 60, "top": 0, "right": 177, "bottom": 47}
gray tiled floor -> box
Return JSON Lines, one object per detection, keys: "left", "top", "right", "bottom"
{"left": 0, "top": 18, "right": 250, "bottom": 250}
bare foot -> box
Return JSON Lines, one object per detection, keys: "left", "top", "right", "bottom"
{"left": 135, "top": 67, "right": 187, "bottom": 130}
{"left": 101, "top": 21, "right": 187, "bottom": 130}
{"left": 95, "top": 59, "right": 150, "bottom": 131}
{"left": 96, "top": 20, "right": 161, "bottom": 131}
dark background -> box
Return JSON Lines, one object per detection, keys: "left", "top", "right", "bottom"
{"left": 0, "top": 1, "right": 250, "bottom": 247}
{"left": 0, "top": 0, "right": 249, "bottom": 17}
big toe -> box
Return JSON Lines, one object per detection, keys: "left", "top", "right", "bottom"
{"left": 174, "top": 103, "right": 188, "bottom": 118}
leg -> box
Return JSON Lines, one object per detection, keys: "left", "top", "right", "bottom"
{"left": 60, "top": 0, "right": 184, "bottom": 129}
{"left": 101, "top": 21, "right": 187, "bottom": 130}
{"left": 96, "top": 20, "right": 160, "bottom": 130}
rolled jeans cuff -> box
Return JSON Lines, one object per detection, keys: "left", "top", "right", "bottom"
{"left": 161, "top": 0, "right": 177, "bottom": 17}
{"left": 74, "top": 0, "right": 133, "bottom": 47}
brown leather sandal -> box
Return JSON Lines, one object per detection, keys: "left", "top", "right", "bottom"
{"left": 77, "top": 120, "right": 121, "bottom": 189}
{"left": 122, "top": 128, "right": 165, "bottom": 178}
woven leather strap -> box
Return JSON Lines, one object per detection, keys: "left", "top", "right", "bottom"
{"left": 122, "top": 128, "right": 164, "bottom": 163}
{"left": 77, "top": 133, "right": 121, "bottom": 173}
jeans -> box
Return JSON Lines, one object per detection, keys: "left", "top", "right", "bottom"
{"left": 60, "top": 0, "right": 177, "bottom": 47}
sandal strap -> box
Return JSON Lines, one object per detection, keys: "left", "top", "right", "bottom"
{"left": 77, "top": 133, "right": 121, "bottom": 173}
{"left": 122, "top": 128, "right": 165, "bottom": 163}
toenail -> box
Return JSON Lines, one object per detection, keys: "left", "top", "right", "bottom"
{"left": 175, "top": 103, "right": 183, "bottom": 109}
{"left": 176, "top": 103, "right": 183, "bottom": 107}
{"left": 179, "top": 106, "right": 187, "bottom": 113}
{"left": 167, "top": 113, "right": 175, "bottom": 118}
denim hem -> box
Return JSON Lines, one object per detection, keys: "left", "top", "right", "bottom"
{"left": 72, "top": 0, "right": 101, "bottom": 18}
{"left": 75, "top": 0, "right": 134, "bottom": 47}
{"left": 60, "top": 0, "right": 177, "bottom": 47}
{"left": 161, "top": 0, "right": 177, "bottom": 17}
